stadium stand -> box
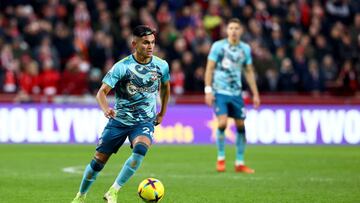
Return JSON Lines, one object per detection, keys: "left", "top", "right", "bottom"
{"left": 0, "top": 0, "right": 359, "bottom": 103}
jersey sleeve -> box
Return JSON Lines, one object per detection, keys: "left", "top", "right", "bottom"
{"left": 244, "top": 44, "right": 253, "bottom": 65}
{"left": 102, "top": 62, "right": 126, "bottom": 88}
{"left": 161, "top": 61, "right": 170, "bottom": 83}
{"left": 208, "top": 41, "right": 221, "bottom": 62}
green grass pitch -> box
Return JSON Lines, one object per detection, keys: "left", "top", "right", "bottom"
{"left": 0, "top": 144, "right": 359, "bottom": 203}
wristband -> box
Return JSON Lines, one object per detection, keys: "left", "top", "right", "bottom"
{"left": 204, "top": 86, "right": 212, "bottom": 94}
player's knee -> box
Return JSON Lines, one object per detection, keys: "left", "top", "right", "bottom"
{"left": 133, "top": 142, "right": 149, "bottom": 156}
{"left": 90, "top": 158, "right": 105, "bottom": 172}
{"left": 218, "top": 126, "right": 226, "bottom": 132}
{"left": 237, "top": 125, "right": 245, "bottom": 134}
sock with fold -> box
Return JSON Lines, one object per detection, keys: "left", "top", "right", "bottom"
{"left": 216, "top": 128, "right": 225, "bottom": 160}
{"left": 114, "top": 153, "right": 144, "bottom": 187}
{"left": 235, "top": 127, "right": 246, "bottom": 166}
{"left": 79, "top": 159, "right": 104, "bottom": 194}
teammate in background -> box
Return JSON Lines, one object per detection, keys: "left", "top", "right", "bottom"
{"left": 71, "top": 25, "right": 171, "bottom": 203}
{"left": 204, "top": 18, "right": 260, "bottom": 173}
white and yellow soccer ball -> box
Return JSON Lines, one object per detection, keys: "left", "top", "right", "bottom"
{"left": 138, "top": 178, "right": 164, "bottom": 202}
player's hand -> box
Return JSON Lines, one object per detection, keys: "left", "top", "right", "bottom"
{"left": 154, "top": 114, "right": 164, "bottom": 126}
{"left": 205, "top": 93, "right": 214, "bottom": 106}
{"left": 253, "top": 94, "right": 260, "bottom": 109}
{"left": 104, "top": 108, "right": 116, "bottom": 119}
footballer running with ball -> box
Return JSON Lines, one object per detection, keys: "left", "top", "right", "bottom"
{"left": 71, "top": 25, "right": 170, "bottom": 203}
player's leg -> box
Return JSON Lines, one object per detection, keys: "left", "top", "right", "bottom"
{"left": 230, "top": 96, "right": 254, "bottom": 173}
{"left": 71, "top": 152, "right": 110, "bottom": 203}
{"left": 234, "top": 119, "right": 253, "bottom": 173}
{"left": 216, "top": 114, "right": 227, "bottom": 172}
{"left": 112, "top": 136, "right": 151, "bottom": 188}
{"left": 104, "top": 123, "right": 153, "bottom": 202}
{"left": 79, "top": 152, "right": 109, "bottom": 193}
{"left": 72, "top": 119, "right": 127, "bottom": 203}
{"left": 214, "top": 94, "right": 229, "bottom": 172}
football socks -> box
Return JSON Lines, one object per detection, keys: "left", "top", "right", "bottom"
{"left": 216, "top": 128, "right": 225, "bottom": 160}
{"left": 79, "top": 164, "right": 100, "bottom": 194}
{"left": 114, "top": 153, "right": 144, "bottom": 187}
{"left": 235, "top": 131, "right": 246, "bottom": 165}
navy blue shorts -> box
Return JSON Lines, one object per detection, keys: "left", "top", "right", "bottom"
{"left": 214, "top": 93, "right": 246, "bottom": 119}
{"left": 96, "top": 118, "right": 154, "bottom": 155}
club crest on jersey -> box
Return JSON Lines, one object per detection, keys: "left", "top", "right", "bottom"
{"left": 143, "top": 71, "right": 160, "bottom": 86}
{"left": 221, "top": 58, "right": 232, "bottom": 69}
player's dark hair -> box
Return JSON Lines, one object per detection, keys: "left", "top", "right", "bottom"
{"left": 133, "top": 25, "right": 156, "bottom": 37}
{"left": 227, "top": 18, "right": 242, "bottom": 26}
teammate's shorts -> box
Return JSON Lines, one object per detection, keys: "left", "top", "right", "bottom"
{"left": 96, "top": 118, "right": 154, "bottom": 155}
{"left": 214, "top": 93, "right": 246, "bottom": 119}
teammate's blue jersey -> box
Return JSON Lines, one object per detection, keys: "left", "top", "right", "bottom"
{"left": 208, "top": 39, "right": 252, "bottom": 96}
{"left": 102, "top": 55, "right": 170, "bottom": 126}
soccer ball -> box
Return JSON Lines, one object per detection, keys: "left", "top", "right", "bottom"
{"left": 137, "top": 178, "right": 165, "bottom": 202}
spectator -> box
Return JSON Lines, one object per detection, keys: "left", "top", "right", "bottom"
{"left": 190, "top": 26, "right": 211, "bottom": 53}
{"left": 39, "top": 59, "right": 60, "bottom": 96}
{"left": 268, "top": 0, "right": 286, "bottom": 18}
{"left": 203, "top": 2, "right": 222, "bottom": 40}
{"left": 168, "top": 37, "right": 187, "bottom": 61}
{"left": 59, "top": 55, "right": 88, "bottom": 95}
{"left": 15, "top": 60, "right": 40, "bottom": 102}
{"left": 336, "top": 60, "right": 358, "bottom": 95}
{"left": 268, "top": 25, "right": 285, "bottom": 53}
{"left": 88, "top": 68, "right": 102, "bottom": 95}
{"left": 170, "top": 59, "right": 184, "bottom": 95}
{"left": 192, "top": 66, "right": 205, "bottom": 92}
{"left": 303, "top": 59, "right": 325, "bottom": 92}
{"left": 243, "top": 19, "right": 266, "bottom": 47}
{"left": 314, "top": 35, "right": 331, "bottom": 62}
{"left": 1, "top": 44, "right": 18, "bottom": 93}
{"left": 321, "top": 54, "right": 338, "bottom": 90}
{"left": 273, "top": 46, "right": 286, "bottom": 70}
{"left": 263, "top": 68, "right": 279, "bottom": 91}
{"left": 52, "top": 22, "right": 75, "bottom": 70}
{"left": 339, "top": 33, "right": 355, "bottom": 61}
{"left": 350, "top": 13, "right": 360, "bottom": 42}
{"left": 88, "top": 31, "right": 107, "bottom": 69}
{"left": 176, "top": 6, "right": 193, "bottom": 30}
{"left": 0, "top": 0, "right": 359, "bottom": 97}
{"left": 278, "top": 58, "right": 299, "bottom": 91}
{"left": 181, "top": 51, "right": 197, "bottom": 92}
{"left": 33, "top": 36, "right": 60, "bottom": 70}
{"left": 190, "top": 2, "right": 203, "bottom": 28}
{"left": 156, "top": 2, "right": 171, "bottom": 27}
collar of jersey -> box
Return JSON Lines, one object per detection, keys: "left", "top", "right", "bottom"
{"left": 226, "top": 38, "right": 241, "bottom": 47}
{"left": 132, "top": 54, "right": 153, "bottom": 65}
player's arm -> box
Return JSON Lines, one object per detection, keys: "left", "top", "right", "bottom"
{"left": 155, "top": 81, "right": 170, "bottom": 125}
{"left": 244, "top": 64, "right": 260, "bottom": 108}
{"left": 96, "top": 83, "right": 116, "bottom": 118}
{"left": 204, "top": 60, "right": 216, "bottom": 106}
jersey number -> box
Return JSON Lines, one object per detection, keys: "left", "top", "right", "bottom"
{"left": 142, "top": 127, "right": 153, "bottom": 136}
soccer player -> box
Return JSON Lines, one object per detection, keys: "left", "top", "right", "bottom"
{"left": 71, "top": 25, "right": 170, "bottom": 203}
{"left": 204, "top": 18, "right": 260, "bottom": 173}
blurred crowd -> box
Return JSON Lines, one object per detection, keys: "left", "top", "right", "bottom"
{"left": 0, "top": 0, "right": 359, "bottom": 102}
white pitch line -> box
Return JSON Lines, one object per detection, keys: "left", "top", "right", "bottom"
{"left": 62, "top": 166, "right": 84, "bottom": 174}
{"left": 62, "top": 166, "right": 334, "bottom": 182}
{"left": 61, "top": 166, "right": 273, "bottom": 181}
